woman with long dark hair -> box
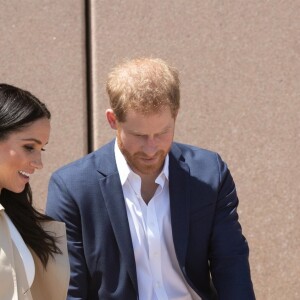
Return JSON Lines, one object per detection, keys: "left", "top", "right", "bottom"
{"left": 0, "top": 83, "right": 69, "bottom": 299}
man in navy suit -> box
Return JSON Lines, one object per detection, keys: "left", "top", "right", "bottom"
{"left": 46, "top": 58, "right": 255, "bottom": 299}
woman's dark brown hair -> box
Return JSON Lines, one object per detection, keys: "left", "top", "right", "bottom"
{"left": 0, "top": 83, "right": 61, "bottom": 268}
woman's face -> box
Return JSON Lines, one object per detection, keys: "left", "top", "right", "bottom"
{"left": 0, "top": 118, "right": 50, "bottom": 193}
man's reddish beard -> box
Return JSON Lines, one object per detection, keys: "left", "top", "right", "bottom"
{"left": 117, "top": 138, "right": 168, "bottom": 176}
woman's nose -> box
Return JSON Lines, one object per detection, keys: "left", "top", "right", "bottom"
{"left": 30, "top": 157, "right": 43, "bottom": 169}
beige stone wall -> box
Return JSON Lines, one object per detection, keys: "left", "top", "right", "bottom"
{"left": 1, "top": 1, "right": 299, "bottom": 299}
{"left": 0, "top": 0, "right": 87, "bottom": 204}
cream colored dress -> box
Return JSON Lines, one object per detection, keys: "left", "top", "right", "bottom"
{"left": 0, "top": 204, "right": 70, "bottom": 300}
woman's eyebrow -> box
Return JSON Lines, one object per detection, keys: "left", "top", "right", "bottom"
{"left": 20, "top": 138, "right": 42, "bottom": 144}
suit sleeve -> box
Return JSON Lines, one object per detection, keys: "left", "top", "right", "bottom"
{"left": 209, "top": 154, "right": 256, "bottom": 299}
{"left": 46, "top": 172, "right": 89, "bottom": 300}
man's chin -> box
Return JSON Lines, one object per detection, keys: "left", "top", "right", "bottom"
{"left": 136, "top": 163, "right": 162, "bottom": 175}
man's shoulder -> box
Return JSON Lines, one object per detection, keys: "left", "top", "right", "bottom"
{"left": 51, "top": 140, "right": 115, "bottom": 177}
{"left": 172, "top": 141, "right": 218, "bottom": 159}
{"left": 171, "top": 142, "right": 228, "bottom": 180}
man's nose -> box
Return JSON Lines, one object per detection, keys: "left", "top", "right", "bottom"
{"left": 143, "top": 137, "right": 157, "bottom": 155}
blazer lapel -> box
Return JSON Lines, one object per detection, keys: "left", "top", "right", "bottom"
{"left": 169, "top": 146, "right": 190, "bottom": 269}
{"left": 96, "top": 142, "right": 138, "bottom": 293}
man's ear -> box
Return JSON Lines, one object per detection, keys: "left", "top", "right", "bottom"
{"left": 106, "top": 109, "right": 118, "bottom": 129}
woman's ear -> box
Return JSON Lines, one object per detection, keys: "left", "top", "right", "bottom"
{"left": 105, "top": 109, "right": 118, "bottom": 129}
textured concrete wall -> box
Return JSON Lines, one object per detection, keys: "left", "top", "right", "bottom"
{"left": 0, "top": 1, "right": 299, "bottom": 299}
{"left": 0, "top": 1, "right": 87, "bottom": 205}
{"left": 90, "top": 1, "right": 300, "bottom": 299}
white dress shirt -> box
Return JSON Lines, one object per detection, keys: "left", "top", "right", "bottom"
{"left": 115, "top": 142, "right": 201, "bottom": 300}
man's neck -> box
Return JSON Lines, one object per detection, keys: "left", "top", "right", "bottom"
{"left": 140, "top": 175, "right": 159, "bottom": 204}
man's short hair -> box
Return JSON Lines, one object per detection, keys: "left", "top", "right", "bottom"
{"left": 106, "top": 57, "right": 180, "bottom": 122}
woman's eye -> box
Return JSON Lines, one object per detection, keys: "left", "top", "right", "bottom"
{"left": 24, "top": 145, "right": 34, "bottom": 152}
{"left": 24, "top": 145, "right": 46, "bottom": 152}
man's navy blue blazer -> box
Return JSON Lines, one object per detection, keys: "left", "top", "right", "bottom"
{"left": 46, "top": 140, "right": 255, "bottom": 300}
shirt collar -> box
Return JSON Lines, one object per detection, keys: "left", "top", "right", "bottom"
{"left": 114, "top": 140, "right": 169, "bottom": 186}
{"left": 115, "top": 140, "right": 131, "bottom": 185}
